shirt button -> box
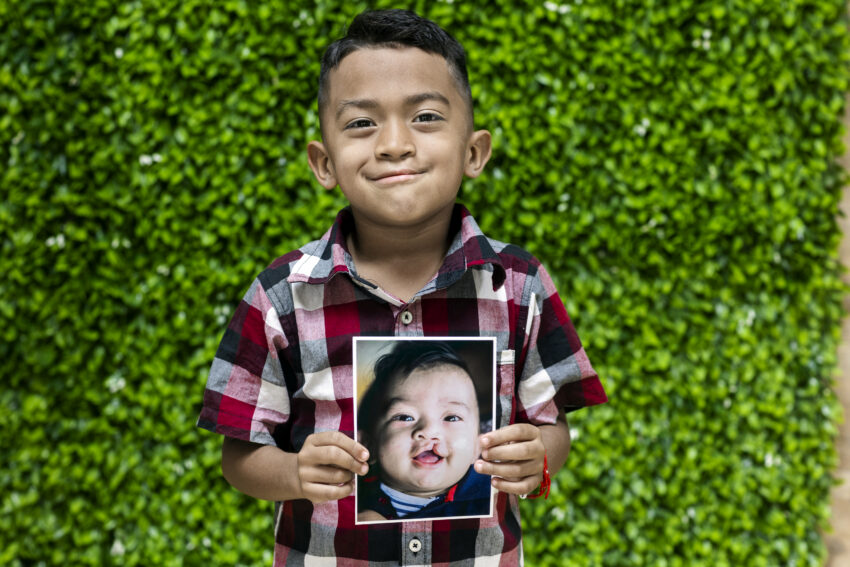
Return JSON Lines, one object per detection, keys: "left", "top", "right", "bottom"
{"left": 400, "top": 310, "right": 413, "bottom": 325}
{"left": 408, "top": 538, "right": 422, "bottom": 553}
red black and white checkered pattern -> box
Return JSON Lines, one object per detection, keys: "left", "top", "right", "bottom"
{"left": 198, "top": 204, "right": 606, "bottom": 565}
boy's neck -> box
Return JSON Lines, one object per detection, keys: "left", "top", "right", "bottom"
{"left": 346, "top": 208, "right": 455, "bottom": 303}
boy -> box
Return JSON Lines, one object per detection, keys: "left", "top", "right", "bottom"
{"left": 356, "top": 341, "right": 492, "bottom": 522}
{"left": 198, "top": 8, "right": 606, "bottom": 565}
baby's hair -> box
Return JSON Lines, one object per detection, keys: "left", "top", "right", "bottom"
{"left": 317, "top": 9, "right": 473, "bottom": 125}
{"left": 358, "top": 341, "right": 474, "bottom": 454}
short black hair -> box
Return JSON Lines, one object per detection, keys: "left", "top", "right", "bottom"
{"left": 358, "top": 341, "right": 476, "bottom": 455}
{"left": 317, "top": 9, "right": 473, "bottom": 126}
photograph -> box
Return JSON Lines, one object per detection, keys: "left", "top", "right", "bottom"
{"left": 353, "top": 337, "right": 497, "bottom": 524}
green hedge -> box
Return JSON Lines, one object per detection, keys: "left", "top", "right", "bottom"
{"left": 2, "top": 0, "right": 848, "bottom": 565}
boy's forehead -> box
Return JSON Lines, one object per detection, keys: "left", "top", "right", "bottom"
{"left": 325, "top": 47, "right": 467, "bottom": 115}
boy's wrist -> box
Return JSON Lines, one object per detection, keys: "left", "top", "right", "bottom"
{"left": 519, "top": 453, "right": 550, "bottom": 500}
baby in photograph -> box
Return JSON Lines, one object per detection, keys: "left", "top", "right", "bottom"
{"left": 357, "top": 341, "right": 492, "bottom": 522}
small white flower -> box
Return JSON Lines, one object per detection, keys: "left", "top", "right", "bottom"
{"left": 111, "top": 238, "right": 120, "bottom": 249}
{"left": 560, "top": 4, "right": 571, "bottom": 13}
{"left": 764, "top": 453, "right": 775, "bottom": 467}
{"left": 110, "top": 539, "right": 126, "bottom": 556}
{"left": 702, "top": 29, "right": 712, "bottom": 39}
{"left": 107, "top": 376, "right": 126, "bottom": 394}
{"left": 139, "top": 154, "right": 152, "bottom": 166}
{"left": 544, "top": 1, "right": 559, "bottom": 10}
{"left": 156, "top": 265, "right": 170, "bottom": 276}
{"left": 115, "top": 48, "right": 124, "bottom": 59}
{"left": 152, "top": 153, "right": 162, "bottom": 163}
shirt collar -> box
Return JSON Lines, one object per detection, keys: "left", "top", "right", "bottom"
{"left": 287, "top": 204, "right": 506, "bottom": 290}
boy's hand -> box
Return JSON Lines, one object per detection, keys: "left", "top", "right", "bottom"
{"left": 474, "top": 424, "right": 545, "bottom": 496}
{"left": 297, "top": 431, "right": 370, "bottom": 503}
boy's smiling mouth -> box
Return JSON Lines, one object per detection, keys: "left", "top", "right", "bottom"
{"left": 370, "top": 169, "right": 424, "bottom": 185}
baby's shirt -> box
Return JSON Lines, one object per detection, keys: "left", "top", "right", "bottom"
{"left": 380, "top": 484, "right": 439, "bottom": 517}
{"left": 360, "top": 465, "right": 493, "bottom": 521}
{"left": 198, "top": 204, "right": 606, "bottom": 566}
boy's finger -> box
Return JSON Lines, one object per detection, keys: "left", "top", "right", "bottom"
{"left": 480, "top": 441, "right": 540, "bottom": 463}
{"left": 301, "top": 462, "right": 355, "bottom": 481}
{"left": 489, "top": 474, "right": 542, "bottom": 496}
{"left": 302, "top": 479, "right": 355, "bottom": 503}
{"left": 474, "top": 458, "right": 539, "bottom": 479}
{"left": 310, "top": 446, "right": 371, "bottom": 475}
{"left": 308, "top": 430, "right": 370, "bottom": 461}
{"left": 479, "top": 423, "right": 538, "bottom": 448}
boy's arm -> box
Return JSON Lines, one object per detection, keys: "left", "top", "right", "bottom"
{"left": 222, "top": 432, "right": 370, "bottom": 503}
{"left": 474, "top": 409, "right": 570, "bottom": 495}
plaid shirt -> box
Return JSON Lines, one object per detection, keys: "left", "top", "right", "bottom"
{"left": 198, "top": 204, "right": 606, "bottom": 566}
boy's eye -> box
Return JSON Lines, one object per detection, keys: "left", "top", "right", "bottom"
{"left": 413, "top": 112, "right": 443, "bottom": 123}
{"left": 444, "top": 415, "right": 462, "bottom": 422}
{"left": 389, "top": 414, "right": 414, "bottom": 422}
{"left": 344, "top": 118, "right": 375, "bottom": 130}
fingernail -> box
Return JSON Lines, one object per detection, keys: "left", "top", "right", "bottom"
{"left": 361, "top": 450, "right": 369, "bottom": 461}
{"left": 474, "top": 461, "right": 483, "bottom": 473}
{"left": 480, "top": 436, "right": 490, "bottom": 447}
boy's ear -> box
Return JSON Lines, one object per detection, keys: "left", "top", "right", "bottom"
{"left": 464, "top": 129, "right": 492, "bottom": 179}
{"left": 307, "top": 140, "right": 338, "bottom": 189}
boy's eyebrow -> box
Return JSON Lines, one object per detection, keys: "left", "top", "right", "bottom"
{"left": 335, "top": 91, "right": 451, "bottom": 120}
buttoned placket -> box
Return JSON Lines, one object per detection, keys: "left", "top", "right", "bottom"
{"left": 400, "top": 521, "right": 430, "bottom": 565}
{"left": 394, "top": 298, "right": 422, "bottom": 336}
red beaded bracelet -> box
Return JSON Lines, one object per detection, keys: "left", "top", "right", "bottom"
{"left": 520, "top": 453, "right": 550, "bottom": 500}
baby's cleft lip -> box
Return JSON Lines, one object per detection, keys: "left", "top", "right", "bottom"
{"left": 413, "top": 449, "right": 444, "bottom": 465}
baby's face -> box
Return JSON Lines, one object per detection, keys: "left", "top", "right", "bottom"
{"left": 376, "top": 364, "right": 481, "bottom": 498}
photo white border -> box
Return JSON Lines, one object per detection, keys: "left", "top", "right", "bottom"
{"left": 353, "top": 336, "right": 497, "bottom": 525}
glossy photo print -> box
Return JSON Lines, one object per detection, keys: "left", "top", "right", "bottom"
{"left": 353, "top": 337, "right": 496, "bottom": 524}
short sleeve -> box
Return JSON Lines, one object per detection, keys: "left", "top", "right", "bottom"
{"left": 516, "top": 262, "right": 607, "bottom": 425}
{"left": 197, "top": 278, "right": 292, "bottom": 446}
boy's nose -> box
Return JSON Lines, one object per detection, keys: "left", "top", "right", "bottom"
{"left": 375, "top": 119, "right": 415, "bottom": 160}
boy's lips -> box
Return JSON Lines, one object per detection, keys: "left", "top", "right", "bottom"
{"left": 370, "top": 169, "right": 423, "bottom": 185}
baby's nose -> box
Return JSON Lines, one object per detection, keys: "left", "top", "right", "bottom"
{"left": 414, "top": 419, "right": 442, "bottom": 439}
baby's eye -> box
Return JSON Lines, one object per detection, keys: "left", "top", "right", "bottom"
{"left": 345, "top": 118, "right": 375, "bottom": 130}
{"left": 444, "top": 415, "right": 462, "bottom": 422}
{"left": 413, "top": 113, "right": 443, "bottom": 123}
{"left": 389, "top": 414, "right": 414, "bottom": 422}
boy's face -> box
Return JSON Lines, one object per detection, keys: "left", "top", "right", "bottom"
{"left": 374, "top": 364, "right": 481, "bottom": 498}
{"left": 308, "top": 47, "right": 491, "bottom": 231}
